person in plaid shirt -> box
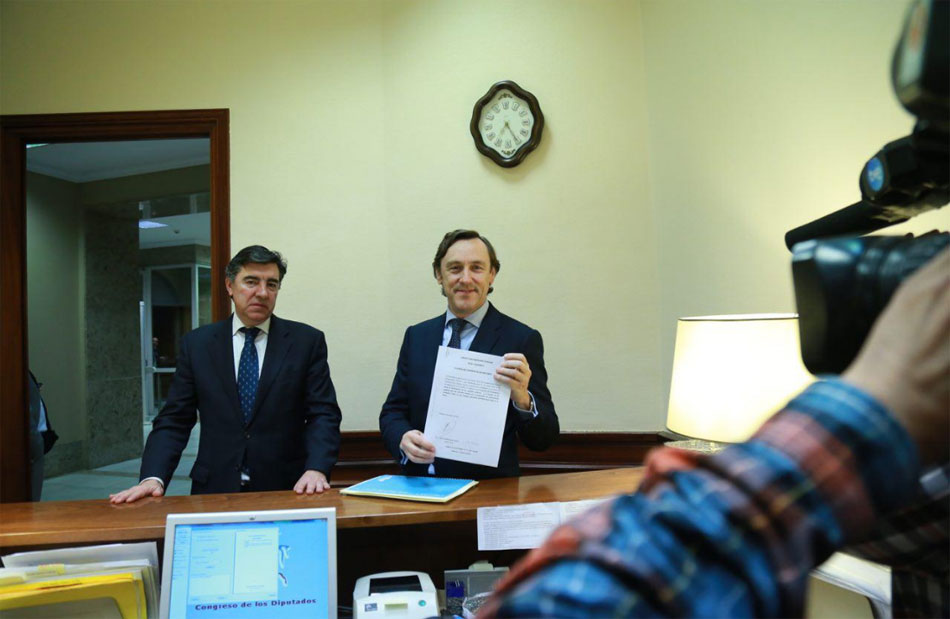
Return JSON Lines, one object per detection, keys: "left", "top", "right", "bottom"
{"left": 851, "top": 463, "right": 948, "bottom": 617}
{"left": 482, "top": 248, "right": 948, "bottom": 618}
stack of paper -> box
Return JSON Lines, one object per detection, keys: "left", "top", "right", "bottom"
{"left": 0, "top": 542, "right": 159, "bottom": 618}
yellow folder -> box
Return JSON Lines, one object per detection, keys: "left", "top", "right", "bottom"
{"left": 0, "top": 572, "right": 145, "bottom": 618}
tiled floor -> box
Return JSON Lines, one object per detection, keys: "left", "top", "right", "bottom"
{"left": 41, "top": 424, "right": 200, "bottom": 502}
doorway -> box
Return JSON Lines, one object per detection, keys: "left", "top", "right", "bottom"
{"left": 0, "top": 109, "right": 230, "bottom": 503}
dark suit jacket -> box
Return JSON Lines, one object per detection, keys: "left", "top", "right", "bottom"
{"left": 140, "top": 315, "right": 342, "bottom": 494}
{"left": 379, "top": 303, "right": 558, "bottom": 479}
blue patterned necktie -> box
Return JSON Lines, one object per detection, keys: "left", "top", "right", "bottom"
{"left": 448, "top": 318, "right": 466, "bottom": 349}
{"left": 237, "top": 327, "right": 260, "bottom": 422}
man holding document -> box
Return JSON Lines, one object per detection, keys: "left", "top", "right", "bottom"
{"left": 379, "top": 230, "right": 559, "bottom": 479}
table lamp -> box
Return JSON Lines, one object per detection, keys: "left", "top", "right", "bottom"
{"left": 665, "top": 314, "right": 815, "bottom": 452}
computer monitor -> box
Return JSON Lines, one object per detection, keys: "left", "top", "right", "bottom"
{"left": 159, "top": 508, "right": 337, "bottom": 619}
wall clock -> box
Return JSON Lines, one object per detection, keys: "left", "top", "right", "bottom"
{"left": 470, "top": 80, "right": 544, "bottom": 168}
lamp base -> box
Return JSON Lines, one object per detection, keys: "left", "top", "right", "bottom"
{"left": 665, "top": 439, "right": 725, "bottom": 454}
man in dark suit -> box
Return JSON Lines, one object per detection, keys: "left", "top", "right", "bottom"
{"left": 379, "top": 230, "right": 558, "bottom": 479}
{"left": 110, "top": 246, "right": 342, "bottom": 503}
{"left": 28, "top": 370, "right": 57, "bottom": 501}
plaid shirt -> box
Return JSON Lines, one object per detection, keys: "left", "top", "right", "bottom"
{"left": 850, "top": 464, "right": 949, "bottom": 618}
{"left": 482, "top": 379, "right": 939, "bottom": 618}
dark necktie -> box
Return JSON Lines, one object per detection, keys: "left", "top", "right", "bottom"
{"left": 448, "top": 318, "right": 466, "bottom": 349}
{"left": 237, "top": 327, "right": 260, "bottom": 422}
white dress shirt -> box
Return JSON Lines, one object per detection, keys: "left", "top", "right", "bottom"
{"left": 231, "top": 314, "right": 270, "bottom": 377}
{"left": 441, "top": 301, "right": 490, "bottom": 349}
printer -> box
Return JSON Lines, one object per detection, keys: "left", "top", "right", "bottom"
{"left": 353, "top": 571, "right": 438, "bottom": 619}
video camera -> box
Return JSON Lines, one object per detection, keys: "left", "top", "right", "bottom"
{"left": 786, "top": 0, "right": 949, "bottom": 375}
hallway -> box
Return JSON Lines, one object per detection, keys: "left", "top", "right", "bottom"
{"left": 41, "top": 425, "right": 199, "bottom": 502}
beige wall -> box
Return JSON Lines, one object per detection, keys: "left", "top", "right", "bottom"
{"left": 4, "top": 0, "right": 946, "bottom": 434}
{"left": 640, "top": 0, "right": 950, "bottom": 409}
{"left": 3, "top": 0, "right": 660, "bottom": 431}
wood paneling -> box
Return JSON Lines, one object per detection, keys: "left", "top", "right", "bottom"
{"left": 0, "top": 469, "right": 644, "bottom": 550}
{"left": 332, "top": 431, "right": 664, "bottom": 485}
{"left": 0, "top": 110, "right": 230, "bottom": 503}
{"left": 0, "top": 124, "right": 29, "bottom": 503}
{"left": 0, "top": 468, "right": 645, "bottom": 609}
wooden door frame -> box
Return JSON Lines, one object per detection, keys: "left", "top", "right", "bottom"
{"left": 0, "top": 109, "right": 230, "bottom": 503}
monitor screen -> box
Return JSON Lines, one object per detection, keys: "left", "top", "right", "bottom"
{"left": 160, "top": 508, "right": 337, "bottom": 619}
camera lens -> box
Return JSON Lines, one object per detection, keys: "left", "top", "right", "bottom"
{"left": 792, "top": 233, "right": 949, "bottom": 374}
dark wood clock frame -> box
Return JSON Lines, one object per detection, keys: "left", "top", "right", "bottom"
{"left": 469, "top": 80, "right": 544, "bottom": 168}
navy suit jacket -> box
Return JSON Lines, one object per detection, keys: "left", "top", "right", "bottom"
{"left": 379, "top": 303, "right": 558, "bottom": 479}
{"left": 140, "top": 315, "right": 342, "bottom": 494}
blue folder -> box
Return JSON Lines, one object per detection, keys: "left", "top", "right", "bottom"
{"left": 340, "top": 474, "right": 477, "bottom": 503}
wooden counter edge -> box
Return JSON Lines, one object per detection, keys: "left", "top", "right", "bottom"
{"left": 0, "top": 468, "right": 645, "bottom": 550}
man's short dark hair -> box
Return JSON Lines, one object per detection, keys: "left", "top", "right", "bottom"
{"left": 225, "top": 245, "right": 287, "bottom": 282}
{"left": 432, "top": 229, "right": 501, "bottom": 293}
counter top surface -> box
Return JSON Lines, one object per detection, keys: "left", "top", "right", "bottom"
{"left": 0, "top": 468, "right": 644, "bottom": 548}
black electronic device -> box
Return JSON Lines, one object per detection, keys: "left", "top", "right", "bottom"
{"left": 786, "top": 0, "right": 948, "bottom": 374}
{"left": 791, "top": 233, "right": 948, "bottom": 374}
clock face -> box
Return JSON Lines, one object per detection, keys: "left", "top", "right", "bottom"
{"left": 478, "top": 89, "right": 535, "bottom": 159}
{"left": 470, "top": 80, "right": 543, "bottom": 167}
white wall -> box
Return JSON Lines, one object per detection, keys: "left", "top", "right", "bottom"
{"left": 640, "top": 0, "right": 950, "bottom": 407}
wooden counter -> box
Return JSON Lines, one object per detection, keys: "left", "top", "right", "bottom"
{"left": 0, "top": 468, "right": 643, "bottom": 549}
{"left": 0, "top": 468, "right": 644, "bottom": 604}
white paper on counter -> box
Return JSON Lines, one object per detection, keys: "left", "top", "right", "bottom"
{"left": 477, "top": 497, "right": 619, "bottom": 551}
{"left": 477, "top": 502, "right": 561, "bottom": 551}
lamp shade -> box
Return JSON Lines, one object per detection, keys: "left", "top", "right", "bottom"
{"left": 666, "top": 314, "right": 815, "bottom": 444}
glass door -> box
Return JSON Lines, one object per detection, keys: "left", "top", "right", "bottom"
{"left": 141, "top": 265, "right": 212, "bottom": 431}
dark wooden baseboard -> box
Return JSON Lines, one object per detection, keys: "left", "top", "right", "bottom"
{"left": 332, "top": 431, "right": 665, "bottom": 486}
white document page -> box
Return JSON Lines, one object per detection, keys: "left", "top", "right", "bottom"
{"left": 2, "top": 542, "right": 159, "bottom": 569}
{"left": 812, "top": 552, "right": 891, "bottom": 605}
{"left": 232, "top": 527, "right": 279, "bottom": 597}
{"left": 477, "top": 497, "right": 617, "bottom": 551}
{"left": 559, "top": 497, "right": 614, "bottom": 520}
{"left": 424, "top": 346, "right": 511, "bottom": 468}
{"left": 477, "top": 502, "right": 561, "bottom": 551}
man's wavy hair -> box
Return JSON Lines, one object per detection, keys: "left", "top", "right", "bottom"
{"left": 225, "top": 245, "right": 287, "bottom": 283}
